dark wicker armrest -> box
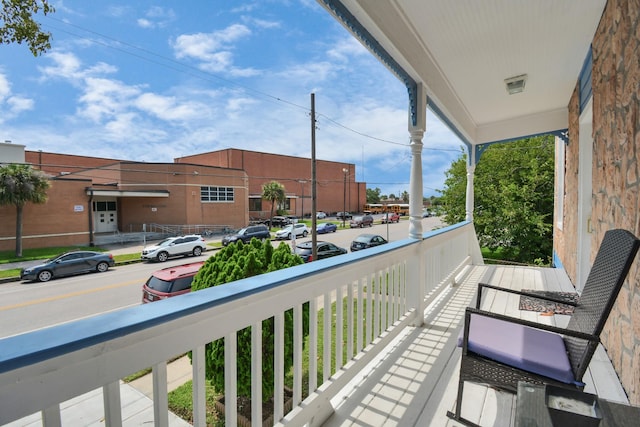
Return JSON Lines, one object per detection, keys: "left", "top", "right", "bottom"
{"left": 460, "top": 307, "right": 598, "bottom": 353}
{"left": 475, "top": 282, "right": 578, "bottom": 309}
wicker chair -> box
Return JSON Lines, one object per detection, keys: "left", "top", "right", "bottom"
{"left": 447, "top": 229, "right": 640, "bottom": 427}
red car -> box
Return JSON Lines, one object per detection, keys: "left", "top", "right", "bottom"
{"left": 381, "top": 212, "right": 400, "bottom": 223}
{"left": 142, "top": 261, "right": 203, "bottom": 303}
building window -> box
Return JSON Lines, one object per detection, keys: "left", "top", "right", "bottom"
{"left": 249, "top": 198, "right": 262, "bottom": 211}
{"left": 93, "top": 201, "right": 116, "bottom": 211}
{"left": 201, "top": 186, "right": 234, "bottom": 202}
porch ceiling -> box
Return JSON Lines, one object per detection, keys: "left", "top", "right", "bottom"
{"left": 324, "top": 0, "right": 606, "bottom": 146}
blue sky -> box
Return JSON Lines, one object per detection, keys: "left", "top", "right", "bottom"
{"left": 1, "top": 0, "right": 463, "bottom": 198}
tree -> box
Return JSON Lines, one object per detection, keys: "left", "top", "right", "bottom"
{"left": 262, "top": 180, "right": 285, "bottom": 228}
{"left": 400, "top": 190, "right": 409, "bottom": 203}
{"left": 191, "top": 239, "right": 307, "bottom": 403}
{"left": 439, "top": 136, "right": 555, "bottom": 264}
{"left": 1, "top": 0, "right": 55, "bottom": 56}
{"left": 366, "top": 187, "right": 381, "bottom": 204}
{"left": 0, "top": 164, "right": 50, "bottom": 256}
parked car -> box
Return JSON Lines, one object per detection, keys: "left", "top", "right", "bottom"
{"left": 336, "top": 211, "right": 352, "bottom": 220}
{"left": 270, "top": 216, "right": 290, "bottom": 228}
{"left": 350, "top": 214, "right": 374, "bottom": 228}
{"left": 141, "top": 261, "right": 203, "bottom": 303}
{"left": 381, "top": 212, "right": 401, "bottom": 223}
{"left": 20, "top": 250, "right": 115, "bottom": 282}
{"left": 275, "top": 223, "right": 310, "bottom": 240}
{"left": 316, "top": 211, "right": 327, "bottom": 219}
{"left": 141, "top": 235, "right": 207, "bottom": 262}
{"left": 295, "top": 241, "right": 347, "bottom": 262}
{"left": 316, "top": 222, "right": 337, "bottom": 234}
{"left": 222, "top": 225, "right": 271, "bottom": 246}
{"left": 350, "top": 234, "right": 388, "bottom": 252}
{"left": 285, "top": 215, "right": 298, "bottom": 223}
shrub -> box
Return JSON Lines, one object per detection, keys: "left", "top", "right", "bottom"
{"left": 191, "top": 238, "right": 307, "bottom": 401}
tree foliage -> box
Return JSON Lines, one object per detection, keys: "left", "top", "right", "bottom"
{"left": 366, "top": 187, "right": 381, "bottom": 204}
{"left": 1, "top": 0, "right": 55, "bottom": 56}
{"left": 0, "top": 164, "right": 50, "bottom": 256}
{"left": 261, "top": 180, "right": 286, "bottom": 228}
{"left": 191, "top": 238, "right": 306, "bottom": 401}
{"left": 439, "top": 136, "right": 555, "bottom": 264}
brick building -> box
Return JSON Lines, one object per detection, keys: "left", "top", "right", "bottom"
{"left": 176, "top": 149, "right": 365, "bottom": 220}
{"left": 0, "top": 145, "right": 364, "bottom": 251}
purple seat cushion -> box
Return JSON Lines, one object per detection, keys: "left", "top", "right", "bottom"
{"left": 457, "top": 313, "right": 575, "bottom": 384}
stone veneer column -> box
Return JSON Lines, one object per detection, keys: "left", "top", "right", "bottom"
{"left": 589, "top": 0, "right": 640, "bottom": 405}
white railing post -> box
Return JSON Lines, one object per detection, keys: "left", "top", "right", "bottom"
{"left": 192, "top": 345, "right": 206, "bottom": 427}
{"left": 152, "top": 361, "right": 169, "bottom": 427}
{"left": 103, "top": 381, "right": 122, "bottom": 427}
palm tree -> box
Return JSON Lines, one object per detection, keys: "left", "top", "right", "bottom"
{"left": 0, "top": 164, "right": 50, "bottom": 256}
{"left": 262, "top": 181, "right": 286, "bottom": 229}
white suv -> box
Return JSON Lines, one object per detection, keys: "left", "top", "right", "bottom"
{"left": 141, "top": 235, "right": 207, "bottom": 262}
{"left": 275, "top": 223, "right": 309, "bottom": 240}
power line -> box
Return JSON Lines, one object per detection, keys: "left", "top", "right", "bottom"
{"left": 41, "top": 16, "right": 459, "bottom": 152}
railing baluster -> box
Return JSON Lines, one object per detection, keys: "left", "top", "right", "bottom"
{"left": 192, "top": 345, "right": 206, "bottom": 427}
{"left": 224, "top": 333, "right": 237, "bottom": 427}
{"left": 323, "top": 293, "right": 331, "bottom": 382}
{"left": 152, "top": 361, "right": 168, "bottom": 427}
{"left": 374, "top": 272, "right": 380, "bottom": 338}
{"left": 42, "top": 404, "right": 61, "bottom": 427}
{"left": 309, "top": 298, "right": 318, "bottom": 393}
{"left": 293, "top": 304, "right": 303, "bottom": 406}
{"left": 251, "top": 321, "right": 262, "bottom": 427}
{"left": 366, "top": 276, "right": 373, "bottom": 345}
{"left": 381, "top": 268, "right": 387, "bottom": 332}
{"left": 274, "top": 312, "right": 284, "bottom": 421}
{"left": 103, "top": 381, "right": 122, "bottom": 427}
{"left": 357, "top": 278, "right": 363, "bottom": 352}
{"left": 347, "top": 280, "right": 354, "bottom": 360}
{"left": 336, "top": 286, "right": 343, "bottom": 370}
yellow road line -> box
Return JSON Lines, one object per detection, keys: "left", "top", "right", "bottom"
{"left": 0, "top": 279, "right": 141, "bottom": 311}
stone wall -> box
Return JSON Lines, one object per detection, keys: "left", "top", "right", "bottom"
{"left": 590, "top": 0, "right": 640, "bottom": 404}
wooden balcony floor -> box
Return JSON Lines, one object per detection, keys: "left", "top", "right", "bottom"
{"left": 322, "top": 264, "right": 630, "bottom": 427}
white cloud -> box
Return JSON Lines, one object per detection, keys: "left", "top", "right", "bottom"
{"left": 0, "top": 72, "right": 34, "bottom": 123}
{"left": 327, "top": 37, "right": 369, "bottom": 62}
{"left": 172, "top": 24, "right": 260, "bottom": 76}
{"left": 137, "top": 18, "right": 153, "bottom": 29}
{"left": 0, "top": 73, "right": 10, "bottom": 100}
{"left": 7, "top": 96, "right": 34, "bottom": 113}
{"left": 78, "top": 77, "right": 141, "bottom": 122}
{"left": 134, "top": 93, "right": 206, "bottom": 122}
{"left": 138, "top": 6, "right": 176, "bottom": 29}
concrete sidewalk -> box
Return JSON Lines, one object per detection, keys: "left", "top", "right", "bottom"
{"left": 5, "top": 357, "right": 194, "bottom": 426}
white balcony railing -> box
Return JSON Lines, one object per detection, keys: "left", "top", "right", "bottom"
{"left": 0, "top": 221, "right": 480, "bottom": 427}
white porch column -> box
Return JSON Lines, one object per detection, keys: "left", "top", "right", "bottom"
{"left": 465, "top": 164, "right": 475, "bottom": 221}
{"left": 409, "top": 83, "right": 426, "bottom": 239}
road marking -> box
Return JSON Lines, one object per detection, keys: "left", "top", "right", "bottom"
{"left": 0, "top": 279, "right": 141, "bottom": 312}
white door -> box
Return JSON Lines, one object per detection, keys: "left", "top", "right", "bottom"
{"left": 576, "top": 99, "right": 593, "bottom": 292}
{"left": 93, "top": 199, "right": 118, "bottom": 233}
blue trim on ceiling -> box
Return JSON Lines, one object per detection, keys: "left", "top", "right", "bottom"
{"left": 320, "top": 0, "right": 418, "bottom": 126}
{"left": 579, "top": 47, "right": 593, "bottom": 114}
{"left": 473, "top": 128, "right": 568, "bottom": 164}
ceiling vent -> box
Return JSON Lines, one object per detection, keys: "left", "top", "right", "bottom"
{"left": 505, "top": 74, "right": 527, "bottom": 95}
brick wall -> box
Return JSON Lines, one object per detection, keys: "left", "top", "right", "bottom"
{"left": 178, "top": 149, "right": 366, "bottom": 215}
{"left": 564, "top": 0, "right": 640, "bottom": 404}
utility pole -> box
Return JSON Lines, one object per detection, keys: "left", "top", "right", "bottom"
{"left": 311, "top": 93, "right": 317, "bottom": 261}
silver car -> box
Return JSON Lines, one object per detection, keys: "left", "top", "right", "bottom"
{"left": 141, "top": 235, "right": 206, "bottom": 262}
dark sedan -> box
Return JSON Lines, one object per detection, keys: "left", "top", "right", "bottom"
{"left": 295, "top": 241, "right": 347, "bottom": 262}
{"left": 20, "top": 250, "right": 115, "bottom": 282}
{"left": 350, "top": 234, "right": 388, "bottom": 252}
{"left": 316, "top": 222, "right": 337, "bottom": 234}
